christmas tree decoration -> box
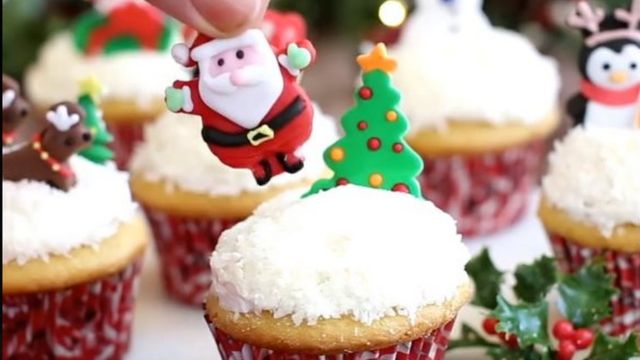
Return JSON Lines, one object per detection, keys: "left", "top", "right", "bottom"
{"left": 77, "top": 77, "right": 114, "bottom": 165}
{"left": 2, "top": 74, "right": 31, "bottom": 147}
{"left": 2, "top": 102, "right": 92, "bottom": 191}
{"left": 448, "top": 249, "right": 636, "bottom": 360}
{"left": 306, "top": 44, "right": 423, "bottom": 197}
{"left": 566, "top": 0, "right": 640, "bottom": 129}
{"left": 73, "top": 0, "right": 178, "bottom": 56}
{"left": 166, "top": 28, "right": 316, "bottom": 186}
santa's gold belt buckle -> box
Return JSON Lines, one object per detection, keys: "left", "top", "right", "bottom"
{"left": 247, "top": 125, "right": 275, "bottom": 146}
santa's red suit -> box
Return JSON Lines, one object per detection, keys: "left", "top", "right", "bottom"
{"left": 169, "top": 33, "right": 316, "bottom": 184}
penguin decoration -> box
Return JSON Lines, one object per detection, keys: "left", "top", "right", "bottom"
{"left": 567, "top": 0, "right": 640, "bottom": 129}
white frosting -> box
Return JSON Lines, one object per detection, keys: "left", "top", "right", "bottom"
{"left": 3, "top": 156, "right": 137, "bottom": 265}
{"left": 129, "top": 105, "right": 338, "bottom": 196}
{"left": 210, "top": 185, "right": 470, "bottom": 325}
{"left": 542, "top": 128, "right": 640, "bottom": 236}
{"left": 389, "top": 0, "right": 560, "bottom": 130}
{"left": 25, "top": 32, "right": 188, "bottom": 107}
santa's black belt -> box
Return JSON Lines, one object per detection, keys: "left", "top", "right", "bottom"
{"left": 201, "top": 96, "right": 306, "bottom": 147}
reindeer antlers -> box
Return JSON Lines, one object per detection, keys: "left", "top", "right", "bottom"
{"left": 567, "top": 1, "right": 605, "bottom": 34}
{"left": 615, "top": 0, "right": 640, "bottom": 31}
{"left": 46, "top": 104, "right": 80, "bottom": 131}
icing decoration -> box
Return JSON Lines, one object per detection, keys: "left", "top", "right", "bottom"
{"left": 306, "top": 44, "right": 423, "bottom": 197}
{"left": 73, "top": 0, "right": 178, "bottom": 56}
{"left": 2, "top": 75, "right": 31, "bottom": 146}
{"left": 77, "top": 77, "right": 115, "bottom": 164}
{"left": 262, "top": 10, "right": 307, "bottom": 51}
{"left": 2, "top": 102, "right": 92, "bottom": 191}
{"left": 581, "top": 80, "right": 640, "bottom": 105}
{"left": 567, "top": 0, "right": 640, "bottom": 129}
{"left": 450, "top": 249, "right": 637, "bottom": 359}
{"left": 165, "top": 28, "right": 317, "bottom": 186}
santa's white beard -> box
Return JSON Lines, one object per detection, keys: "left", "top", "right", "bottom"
{"left": 199, "top": 61, "right": 284, "bottom": 130}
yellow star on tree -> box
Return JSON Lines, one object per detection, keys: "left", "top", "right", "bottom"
{"left": 78, "top": 76, "right": 104, "bottom": 104}
{"left": 357, "top": 43, "right": 397, "bottom": 74}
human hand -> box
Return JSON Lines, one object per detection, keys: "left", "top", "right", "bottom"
{"left": 147, "top": 0, "right": 270, "bottom": 37}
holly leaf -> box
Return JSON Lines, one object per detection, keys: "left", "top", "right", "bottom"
{"left": 585, "top": 332, "right": 640, "bottom": 360}
{"left": 448, "top": 324, "right": 498, "bottom": 351}
{"left": 514, "top": 256, "right": 558, "bottom": 303}
{"left": 466, "top": 248, "right": 504, "bottom": 309}
{"left": 491, "top": 296, "right": 550, "bottom": 347}
{"left": 556, "top": 261, "right": 617, "bottom": 327}
{"left": 487, "top": 346, "right": 551, "bottom": 360}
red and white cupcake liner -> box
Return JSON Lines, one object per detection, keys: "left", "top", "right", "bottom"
{"left": 206, "top": 315, "right": 456, "bottom": 360}
{"left": 143, "top": 206, "right": 241, "bottom": 305}
{"left": 2, "top": 259, "right": 143, "bottom": 360}
{"left": 549, "top": 234, "right": 640, "bottom": 336}
{"left": 109, "top": 122, "right": 145, "bottom": 170}
{"left": 419, "top": 141, "right": 544, "bottom": 237}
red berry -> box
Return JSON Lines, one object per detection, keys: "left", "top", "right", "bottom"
{"left": 557, "top": 340, "right": 577, "bottom": 360}
{"left": 482, "top": 318, "right": 499, "bottom": 335}
{"left": 572, "top": 329, "right": 595, "bottom": 350}
{"left": 357, "top": 121, "right": 368, "bottom": 131}
{"left": 553, "top": 320, "right": 575, "bottom": 340}
{"left": 336, "top": 178, "right": 349, "bottom": 186}
{"left": 498, "top": 332, "right": 519, "bottom": 349}
{"left": 392, "top": 143, "right": 404, "bottom": 153}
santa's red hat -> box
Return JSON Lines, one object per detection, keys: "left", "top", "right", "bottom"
{"left": 171, "top": 29, "right": 268, "bottom": 68}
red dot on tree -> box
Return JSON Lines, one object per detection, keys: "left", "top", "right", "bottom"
{"left": 336, "top": 178, "right": 349, "bottom": 186}
{"left": 392, "top": 183, "right": 410, "bottom": 193}
{"left": 392, "top": 143, "right": 404, "bottom": 153}
{"left": 367, "top": 137, "right": 381, "bottom": 151}
{"left": 357, "top": 121, "right": 368, "bottom": 131}
{"left": 358, "top": 87, "right": 373, "bottom": 100}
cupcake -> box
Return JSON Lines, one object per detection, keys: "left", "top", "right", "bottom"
{"left": 129, "top": 106, "right": 337, "bottom": 305}
{"left": 205, "top": 186, "right": 473, "bottom": 359}
{"left": 2, "top": 101, "right": 148, "bottom": 358}
{"left": 539, "top": 127, "right": 640, "bottom": 336}
{"left": 203, "top": 43, "right": 472, "bottom": 360}
{"left": 24, "top": 0, "right": 185, "bottom": 168}
{"left": 388, "top": 0, "right": 561, "bottom": 237}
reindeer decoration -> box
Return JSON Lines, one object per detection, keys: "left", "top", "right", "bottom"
{"left": 2, "top": 75, "right": 31, "bottom": 146}
{"left": 567, "top": 0, "right": 640, "bottom": 129}
{"left": 3, "top": 102, "right": 93, "bottom": 191}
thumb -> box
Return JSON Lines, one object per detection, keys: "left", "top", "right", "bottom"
{"left": 191, "top": 0, "right": 269, "bottom": 35}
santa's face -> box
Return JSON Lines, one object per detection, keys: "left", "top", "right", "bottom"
{"left": 196, "top": 30, "right": 284, "bottom": 130}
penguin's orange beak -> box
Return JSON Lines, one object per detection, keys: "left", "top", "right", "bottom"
{"left": 609, "top": 71, "right": 629, "bottom": 84}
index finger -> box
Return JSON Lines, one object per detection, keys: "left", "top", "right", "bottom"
{"left": 147, "top": 0, "right": 269, "bottom": 37}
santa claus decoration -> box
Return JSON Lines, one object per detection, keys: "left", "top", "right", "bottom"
{"left": 567, "top": 0, "right": 640, "bottom": 129}
{"left": 165, "top": 29, "right": 316, "bottom": 185}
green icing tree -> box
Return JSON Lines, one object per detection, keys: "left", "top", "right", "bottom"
{"left": 306, "top": 44, "right": 423, "bottom": 197}
{"left": 77, "top": 77, "right": 114, "bottom": 164}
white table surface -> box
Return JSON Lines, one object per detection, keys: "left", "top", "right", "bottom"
{"left": 128, "top": 193, "right": 553, "bottom": 360}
